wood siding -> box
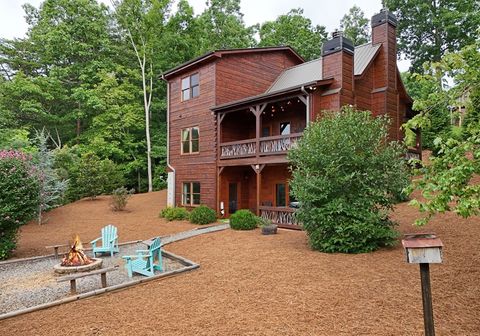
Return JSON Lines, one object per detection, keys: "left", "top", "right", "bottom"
{"left": 168, "top": 63, "right": 217, "bottom": 210}
{"left": 215, "top": 52, "right": 301, "bottom": 106}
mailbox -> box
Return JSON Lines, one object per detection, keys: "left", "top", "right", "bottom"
{"left": 402, "top": 233, "right": 443, "bottom": 264}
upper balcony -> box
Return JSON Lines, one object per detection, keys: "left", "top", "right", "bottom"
{"left": 217, "top": 96, "right": 307, "bottom": 164}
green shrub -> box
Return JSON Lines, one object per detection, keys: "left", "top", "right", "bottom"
{"left": 189, "top": 205, "right": 217, "bottom": 225}
{"left": 110, "top": 187, "right": 134, "bottom": 211}
{"left": 229, "top": 210, "right": 258, "bottom": 230}
{"left": 159, "top": 207, "right": 190, "bottom": 221}
{"left": 288, "top": 107, "right": 408, "bottom": 253}
{"left": 70, "top": 152, "right": 124, "bottom": 200}
{"left": 256, "top": 216, "right": 272, "bottom": 227}
{"left": 0, "top": 150, "right": 40, "bottom": 260}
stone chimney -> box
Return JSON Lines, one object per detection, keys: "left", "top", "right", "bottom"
{"left": 321, "top": 31, "right": 355, "bottom": 108}
{"left": 371, "top": 9, "right": 400, "bottom": 138}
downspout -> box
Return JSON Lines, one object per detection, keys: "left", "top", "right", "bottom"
{"left": 300, "top": 86, "right": 310, "bottom": 125}
{"left": 162, "top": 74, "right": 175, "bottom": 205}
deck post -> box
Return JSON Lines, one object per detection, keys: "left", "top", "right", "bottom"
{"left": 216, "top": 167, "right": 224, "bottom": 215}
{"left": 252, "top": 164, "right": 265, "bottom": 216}
{"left": 250, "top": 104, "right": 266, "bottom": 158}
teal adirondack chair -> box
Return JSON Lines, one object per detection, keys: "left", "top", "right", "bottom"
{"left": 122, "top": 237, "right": 163, "bottom": 277}
{"left": 90, "top": 224, "right": 119, "bottom": 257}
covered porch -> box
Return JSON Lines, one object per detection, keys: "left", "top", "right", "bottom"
{"left": 217, "top": 164, "right": 299, "bottom": 229}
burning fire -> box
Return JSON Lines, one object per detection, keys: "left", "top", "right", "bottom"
{"left": 61, "top": 234, "right": 94, "bottom": 266}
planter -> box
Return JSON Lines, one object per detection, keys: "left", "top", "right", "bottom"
{"left": 261, "top": 224, "right": 278, "bottom": 235}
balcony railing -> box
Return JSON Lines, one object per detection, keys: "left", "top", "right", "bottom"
{"left": 259, "top": 206, "right": 299, "bottom": 227}
{"left": 260, "top": 133, "right": 302, "bottom": 155}
{"left": 220, "top": 139, "right": 256, "bottom": 159}
{"left": 219, "top": 133, "right": 302, "bottom": 160}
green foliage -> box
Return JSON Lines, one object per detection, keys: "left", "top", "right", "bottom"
{"left": 401, "top": 71, "right": 451, "bottom": 149}
{"left": 256, "top": 216, "right": 272, "bottom": 227}
{"left": 196, "top": 0, "right": 255, "bottom": 53}
{"left": 159, "top": 207, "right": 190, "bottom": 221}
{"left": 403, "top": 38, "right": 480, "bottom": 224}
{"left": 407, "top": 134, "right": 480, "bottom": 225}
{"left": 189, "top": 205, "right": 217, "bottom": 225}
{"left": 339, "top": 5, "right": 370, "bottom": 46}
{"left": 73, "top": 152, "right": 124, "bottom": 200}
{"left": 0, "top": 150, "right": 40, "bottom": 259}
{"left": 288, "top": 107, "right": 407, "bottom": 253}
{"left": 229, "top": 209, "right": 258, "bottom": 230}
{"left": 385, "top": 0, "right": 480, "bottom": 72}
{"left": 110, "top": 187, "right": 134, "bottom": 211}
{"left": 257, "top": 9, "right": 327, "bottom": 61}
{"left": 34, "top": 129, "right": 68, "bottom": 224}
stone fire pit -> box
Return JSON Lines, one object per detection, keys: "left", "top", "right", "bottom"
{"left": 53, "top": 258, "right": 103, "bottom": 275}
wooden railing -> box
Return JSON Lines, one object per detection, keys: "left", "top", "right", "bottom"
{"left": 219, "top": 133, "right": 303, "bottom": 160}
{"left": 259, "top": 206, "right": 299, "bottom": 227}
{"left": 259, "top": 133, "right": 303, "bottom": 155}
{"left": 220, "top": 139, "right": 256, "bottom": 159}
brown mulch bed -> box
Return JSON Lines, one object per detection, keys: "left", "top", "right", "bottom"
{"left": 12, "top": 191, "right": 197, "bottom": 258}
{"left": 1, "top": 189, "right": 480, "bottom": 334}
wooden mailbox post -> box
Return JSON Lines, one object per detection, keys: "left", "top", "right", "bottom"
{"left": 402, "top": 233, "right": 443, "bottom": 336}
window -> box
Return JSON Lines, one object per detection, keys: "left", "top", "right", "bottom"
{"left": 181, "top": 73, "right": 199, "bottom": 101}
{"left": 262, "top": 126, "right": 271, "bottom": 137}
{"left": 280, "top": 122, "right": 290, "bottom": 135}
{"left": 181, "top": 127, "right": 199, "bottom": 154}
{"left": 276, "top": 183, "right": 286, "bottom": 207}
{"left": 182, "top": 182, "right": 200, "bottom": 206}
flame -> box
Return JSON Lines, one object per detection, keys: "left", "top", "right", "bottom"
{"left": 61, "top": 234, "right": 94, "bottom": 266}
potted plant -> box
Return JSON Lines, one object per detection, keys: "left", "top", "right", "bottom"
{"left": 258, "top": 217, "right": 278, "bottom": 235}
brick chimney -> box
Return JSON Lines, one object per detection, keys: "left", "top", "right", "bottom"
{"left": 321, "top": 31, "right": 355, "bottom": 109}
{"left": 371, "top": 9, "right": 400, "bottom": 139}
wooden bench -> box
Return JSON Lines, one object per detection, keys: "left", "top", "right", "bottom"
{"left": 46, "top": 244, "right": 70, "bottom": 259}
{"left": 57, "top": 266, "right": 118, "bottom": 294}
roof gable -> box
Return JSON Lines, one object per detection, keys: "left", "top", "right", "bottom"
{"left": 162, "top": 46, "right": 304, "bottom": 80}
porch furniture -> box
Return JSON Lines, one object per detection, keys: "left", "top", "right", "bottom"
{"left": 91, "top": 224, "right": 119, "bottom": 257}
{"left": 57, "top": 266, "right": 118, "bottom": 295}
{"left": 122, "top": 237, "right": 163, "bottom": 277}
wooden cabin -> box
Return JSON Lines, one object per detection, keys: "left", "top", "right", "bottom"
{"left": 162, "top": 9, "right": 420, "bottom": 229}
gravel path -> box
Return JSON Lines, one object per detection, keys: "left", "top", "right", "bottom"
{"left": 0, "top": 224, "right": 229, "bottom": 316}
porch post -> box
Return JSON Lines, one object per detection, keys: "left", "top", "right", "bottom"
{"left": 217, "top": 112, "right": 225, "bottom": 160}
{"left": 216, "top": 167, "right": 224, "bottom": 216}
{"left": 250, "top": 104, "right": 266, "bottom": 158}
{"left": 251, "top": 164, "right": 265, "bottom": 216}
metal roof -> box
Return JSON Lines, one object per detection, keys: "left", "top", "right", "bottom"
{"left": 265, "top": 43, "right": 381, "bottom": 94}
{"left": 354, "top": 43, "right": 381, "bottom": 76}
{"left": 267, "top": 58, "right": 323, "bottom": 93}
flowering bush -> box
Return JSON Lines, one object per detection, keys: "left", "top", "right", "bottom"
{"left": 0, "top": 150, "right": 40, "bottom": 259}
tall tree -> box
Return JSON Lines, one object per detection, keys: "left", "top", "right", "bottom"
{"left": 404, "top": 37, "right": 480, "bottom": 224}
{"left": 384, "top": 0, "right": 480, "bottom": 72}
{"left": 196, "top": 0, "right": 255, "bottom": 53}
{"left": 257, "top": 9, "right": 327, "bottom": 61}
{"left": 111, "top": 0, "right": 173, "bottom": 192}
{"left": 0, "top": 0, "right": 114, "bottom": 141}
{"left": 339, "top": 5, "right": 370, "bottom": 46}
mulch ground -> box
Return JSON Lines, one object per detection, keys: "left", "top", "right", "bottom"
{"left": 1, "top": 176, "right": 479, "bottom": 335}
{"left": 11, "top": 191, "right": 196, "bottom": 258}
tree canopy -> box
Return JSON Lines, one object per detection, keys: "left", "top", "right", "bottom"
{"left": 384, "top": 0, "right": 480, "bottom": 72}
{"left": 339, "top": 5, "right": 370, "bottom": 46}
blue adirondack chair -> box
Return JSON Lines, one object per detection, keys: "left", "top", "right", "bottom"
{"left": 122, "top": 237, "right": 163, "bottom": 277}
{"left": 90, "top": 224, "right": 119, "bottom": 257}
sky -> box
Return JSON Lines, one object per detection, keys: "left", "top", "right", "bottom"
{"left": 0, "top": 0, "right": 410, "bottom": 70}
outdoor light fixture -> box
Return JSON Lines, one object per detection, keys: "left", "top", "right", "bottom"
{"left": 402, "top": 233, "right": 443, "bottom": 336}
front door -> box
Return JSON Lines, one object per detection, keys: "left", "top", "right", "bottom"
{"left": 228, "top": 182, "right": 238, "bottom": 214}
